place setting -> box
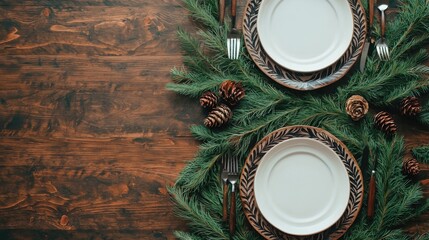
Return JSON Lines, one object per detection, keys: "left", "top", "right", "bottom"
{"left": 168, "top": 0, "right": 429, "bottom": 239}
{"left": 218, "top": 0, "right": 368, "bottom": 238}
{"left": 242, "top": 0, "right": 366, "bottom": 90}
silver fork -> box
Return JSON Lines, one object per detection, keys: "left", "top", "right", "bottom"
{"left": 375, "top": 4, "right": 390, "bottom": 61}
{"left": 221, "top": 157, "right": 229, "bottom": 222}
{"left": 227, "top": 156, "right": 240, "bottom": 234}
{"left": 227, "top": 0, "right": 241, "bottom": 60}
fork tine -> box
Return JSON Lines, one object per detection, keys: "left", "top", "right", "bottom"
{"left": 233, "top": 39, "right": 237, "bottom": 59}
{"left": 227, "top": 41, "right": 231, "bottom": 58}
{"left": 232, "top": 156, "right": 236, "bottom": 172}
{"left": 376, "top": 47, "right": 382, "bottom": 60}
{"left": 380, "top": 48, "right": 386, "bottom": 61}
{"left": 233, "top": 157, "right": 239, "bottom": 173}
{"left": 235, "top": 39, "right": 240, "bottom": 59}
{"left": 222, "top": 157, "right": 227, "bottom": 170}
{"left": 227, "top": 155, "right": 232, "bottom": 172}
{"left": 383, "top": 46, "right": 389, "bottom": 61}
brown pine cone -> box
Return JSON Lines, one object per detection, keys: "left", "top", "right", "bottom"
{"left": 199, "top": 91, "right": 218, "bottom": 109}
{"left": 219, "top": 80, "right": 245, "bottom": 106}
{"left": 346, "top": 95, "right": 369, "bottom": 121}
{"left": 204, "top": 104, "right": 232, "bottom": 128}
{"left": 400, "top": 96, "right": 421, "bottom": 116}
{"left": 402, "top": 158, "right": 420, "bottom": 177}
{"left": 374, "top": 111, "right": 397, "bottom": 135}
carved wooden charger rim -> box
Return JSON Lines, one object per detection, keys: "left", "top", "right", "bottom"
{"left": 239, "top": 125, "right": 364, "bottom": 240}
{"left": 242, "top": 0, "right": 367, "bottom": 91}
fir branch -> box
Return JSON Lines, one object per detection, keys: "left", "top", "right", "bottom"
{"left": 177, "top": 28, "right": 225, "bottom": 75}
{"left": 174, "top": 151, "right": 223, "bottom": 191}
{"left": 168, "top": 186, "right": 228, "bottom": 239}
{"left": 418, "top": 100, "right": 429, "bottom": 126}
{"left": 390, "top": 0, "right": 429, "bottom": 58}
{"left": 412, "top": 145, "right": 429, "bottom": 163}
{"left": 174, "top": 231, "right": 204, "bottom": 240}
{"left": 233, "top": 91, "right": 290, "bottom": 125}
{"left": 416, "top": 233, "right": 429, "bottom": 240}
{"left": 169, "top": 0, "right": 429, "bottom": 238}
{"left": 182, "top": 0, "right": 219, "bottom": 30}
{"left": 166, "top": 74, "right": 225, "bottom": 97}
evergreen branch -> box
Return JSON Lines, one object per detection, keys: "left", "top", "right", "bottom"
{"left": 412, "top": 145, "right": 429, "bottom": 164}
{"left": 177, "top": 28, "right": 225, "bottom": 75}
{"left": 233, "top": 92, "right": 290, "bottom": 125}
{"left": 174, "top": 231, "right": 204, "bottom": 240}
{"left": 168, "top": 186, "right": 228, "bottom": 239}
{"left": 174, "top": 151, "right": 223, "bottom": 191}
{"left": 416, "top": 233, "right": 429, "bottom": 240}
{"left": 190, "top": 125, "right": 222, "bottom": 142}
{"left": 169, "top": 0, "right": 429, "bottom": 238}
{"left": 419, "top": 100, "right": 429, "bottom": 126}
{"left": 166, "top": 75, "right": 225, "bottom": 97}
{"left": 390, "top": 0, "right": 429, "bottom": 56}
{"left": 182, "top": 0, "right": 219, "bottom": 30}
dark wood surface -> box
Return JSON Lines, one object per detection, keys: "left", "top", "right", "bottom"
{"left": 0, "top": 1, "right": 428, "bottom": 239}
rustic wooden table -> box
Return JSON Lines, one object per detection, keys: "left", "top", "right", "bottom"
{"left": 0, "top": 1, "right": 428, "bottom": 239}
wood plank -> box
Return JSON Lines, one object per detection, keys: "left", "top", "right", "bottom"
{"left": 0, "top": 136, "right": 198, "bottom": 167}
{"left": 0, "top": 55, "right": 185, "bottom": 90}
{"left": 0, "top": 230, "right": 180, "bottom": 240}
{"left": 0, "top": 136, "right": 196, "bottom": 231}
{"left": 0, "top": 0, "right": 177, "bottom": 7}
{"left": 0, "top": 4, "right": 191, "bottom": 55}
{"left": 0, "top": 89, "right": 203, "bottom": 137}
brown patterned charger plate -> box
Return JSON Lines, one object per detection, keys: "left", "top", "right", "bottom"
{"left": 243, "top": 0, "right": 367, "bottom": 90}
{"left": 240, "top": 126, "right": 364, "bottom": 239}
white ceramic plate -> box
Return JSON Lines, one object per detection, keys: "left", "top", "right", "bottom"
{"left": 257, "top": 0, "right": 354, "bottom": 72}
{"left": 254, "top": 137, "right": 350, "bottom": 236}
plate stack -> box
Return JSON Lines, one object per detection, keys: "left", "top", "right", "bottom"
{"left": 240, "top": 126, "right": 364, "bottom": 239}
{"left": 243, "top": 0, "right": 367, "bottom": 90}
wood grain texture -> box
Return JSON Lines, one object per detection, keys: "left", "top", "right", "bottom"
{"left": 0, "top": 1, "right": 199, "bottom": 239}
{"left": 0, "top": 1, "right": 428, "bottom": 239}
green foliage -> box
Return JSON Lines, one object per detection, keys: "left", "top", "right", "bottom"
{"left": 412, "top": 145, "right": 429, "bottom": 164}
{"left": 168, "top": 0, "right": 429, "bottom": 239}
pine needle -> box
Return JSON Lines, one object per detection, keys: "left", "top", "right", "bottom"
{"left": 168, "top": 0, "right": 429, "bottom": 238}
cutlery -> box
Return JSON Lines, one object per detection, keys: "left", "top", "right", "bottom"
{"left": 367, "top": 151, "right": 377, "bottom": 219}
{"left": 221, "top": 157, "right": 229, "bottom": 222}
{"left": 219, "top": 0, "right": 226, "bottom": 25}
{"left": 359, "top": 0, "right": 375, "bottom": 72}
{"left": 375, "top": 4, "right": 390, "bottom": 61}
{"left": 227, "top": 0, "right": 241, "bottom": 59}
{"left": 227, "top": 156, "right": 240, "bottom": 234}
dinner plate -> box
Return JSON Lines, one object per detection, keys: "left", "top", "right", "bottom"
{"left": 257, "top": 0, "right": 354, "bottom": 72}
{"left": 243, "top": 0, "right": 366, "bottom": 90}
{"left": 240, "top": 126, "right": 363, "bottom": 240}
{"left": 254, "top": 138, "right": 350, "bottom": 235}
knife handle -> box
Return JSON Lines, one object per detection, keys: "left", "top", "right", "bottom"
{"left": 231, "top": 0, "right": 237, "bottom": 28}
{"left": 369, "top": 0, "right": 374, "bottom": 28}
{"left": 367, "top": 170, "right": 376, "bottom": 219}
{"left": 219, "top": 0, "right": 226, "bottom": 25}
{"left": 222, "top": 181, "right": 228, "bottom": 222}
{"left": 229, "top": 190, "right": 236, "bottom": 234}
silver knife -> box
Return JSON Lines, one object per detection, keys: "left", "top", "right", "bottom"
{"left": 360, "top": 0, "right": 375, "bottom": 72}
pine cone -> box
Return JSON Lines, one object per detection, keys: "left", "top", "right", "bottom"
{"left": 400, "top": 96, "right": 421, "bottom": 116}
{"left": 204, "top": 104, "right": 232, "bottom": 128}
{"left": 199, "top": 91, "right": 218, "bottom": 109}
{"left": 346, "top": 95, "right": 369, "bottom": 121}
{"left": 374, "top": 111, "right": 397, "bottom": 135}
{"left": 402, "top": 158, "right": 420, "bottom": 177}
{"left": 219, "top": 80, "right": 245, "bottom": 106}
